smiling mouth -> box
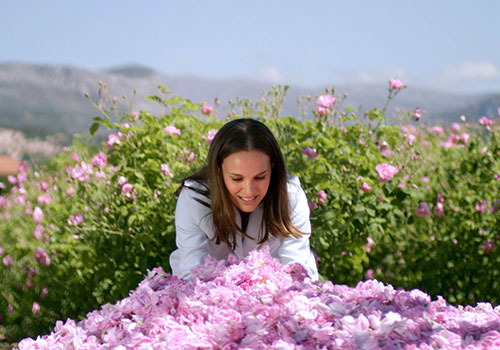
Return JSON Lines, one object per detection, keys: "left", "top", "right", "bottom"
{"left": 239, "top": 196, "right": 258, "bottom": 202}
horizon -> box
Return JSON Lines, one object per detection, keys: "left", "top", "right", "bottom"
{"left": 3, "top": 60, "right": 498, "bottom": 98}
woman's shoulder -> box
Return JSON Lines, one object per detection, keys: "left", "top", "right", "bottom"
{"left": 286, "top": 174, "right": 303, "bottom": 192}
{"left": 178, "top": 179, "right": 210, "bottom": 204}
{"left": 183, "top": 179, "right": 208, "bottom": 190}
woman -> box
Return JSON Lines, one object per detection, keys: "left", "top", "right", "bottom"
{"left": 169, "top": 118, "right": 318, "bottom": 280}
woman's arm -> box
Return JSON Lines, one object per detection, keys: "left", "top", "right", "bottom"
{"left": 169, "top": 187, "right": 211, "bottom": 279}
{"left": 277, "top": 176, "right": 319, "bottom": 280}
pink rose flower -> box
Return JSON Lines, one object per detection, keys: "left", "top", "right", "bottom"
{"left": 302, "top": 147, "right": 318, "bottom": 158}
{"left": 476, "top": 200, "right": 488, "bottom": 213}
{"left": 107, "top": 133, "right": 121, "bottom": 148}
{"left": 34, "top": 247, "right": 51, "bottom": 266}
{"left": 39, "top": 181, "right": 48, "bottom": 192}
{"left": 389, "top": 78, "right": 404, "bottom": 90}
{"left": 413, "top": 109, "right": 422, "bottom": 121}
{"left": 32, "top": 302, "right": 40, "bottom": 314}
{"left": 161, "top": 164, "right": 174, "bottom": 178}
{"left": 68, "top": 213, "right": 84, "bottom": 226}
{"left": 66, "top": 187, "right": 76, "bottom": 197}
{"left": 201, "top": 104, "right": 214, "bottom": 115}
{"left": 95, "top": 171, "right": 106, "bottom": 180}
{"left": 121, "top": 183, "right": 133, "bottom": 194}
{"left": 460, "top": 133, "right": 470, "bottom": 144}
{"left": 436, "top": 193, "right": 445, "bottom": 203}
{"left": 434, "top": 202, "right": 444, "bottom": 217}
{"left": 3, "top": 255, "right": 14, "bottom": 266}
{"left": 15, "top": 195, "right": 26, "bottom": 206}
{"left": 479, "top": 116, "right": 493, "bottom": 126}
{"left": 37, "top": 194, "right": 51, "bottom": 205}
{"left": 429, "top": 126, "right": 444, "bottom": 135}
{"left": 308, "top": 200, "right": 318, "bottom": 211}
{"left": 206, "top": 129, "right": 218, "bottom": 145}
{"left": 7, "top": 175, "right": 17, "bottom": 185}
{"left": 416, "top": 202, "right": 430, "bottom": 217}
{"left": 365, "top": 237, "right": 375, "bottom": 252}
{"left": 33, "top": 225, "right": 44, "bottom": 240}
{"left": 361, "top": 182, "right": 371, "bottom": 193}
{"left": 17, "top": 171, "right": 27, "bottom": 183}
{"left": 314, "top": 106, "right": 330, "bottom": 116}
{"left": 71, "top": 152, "right": 80, "bottom": 162}
{"left": 33, "top": 207, "right": 43, "bottom": 224}
{"left": 378, "top": 141, "right": 393, "bottom": 157}
{"left": 316, "top": 94, "right": 336, "bottom": 108}
{"left": 19, "top": 161, "right": 28, "bottom": 172}
{"left": 118, "top": 176, "right": 128, "bottom": 186}
{"left": 92, "top": 152, "right": 107, "bottom": 167}
{"left": 316, "top": 190, "right": 327, "bottom": 204}
{"left": 163, "top": 125, "right": 181, "bottom": 136}
{"left": 375, "top": 163, "right": 398, "bottom": 183}
{"left": 406, "top": 134, "right": 416, "bottom": 145}
{"left": 484, "top": 240, "right": 495, "bottom": 254}
{"left": 449, "top": 134, "right": 460, "bottom": 144}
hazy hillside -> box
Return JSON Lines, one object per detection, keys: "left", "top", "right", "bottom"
{"left": 0, "top": 62, "right": 499, "bottom": 140}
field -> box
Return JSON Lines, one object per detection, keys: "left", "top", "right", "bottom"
{"left": 1, "top": 81, "right": 499, "bottom": 348}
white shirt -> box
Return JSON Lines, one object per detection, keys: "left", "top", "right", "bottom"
{"left": 169, "top": 175, "right": 318, "bottom": 280}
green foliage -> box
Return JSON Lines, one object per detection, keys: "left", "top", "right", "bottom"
{"left": 0, "top": 83, "right": 499, "bottom": 341}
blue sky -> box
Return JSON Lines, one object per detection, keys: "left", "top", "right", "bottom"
{"left": 1, "top": 1, "right": 499, "bottom": 93}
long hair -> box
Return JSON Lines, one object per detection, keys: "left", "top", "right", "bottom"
{"left": 177, "top": 118, "right": 304, "bottom": 250}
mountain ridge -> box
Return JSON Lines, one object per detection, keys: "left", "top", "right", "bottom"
{"left": 1, "top": 62, "right": 499, "bottom": 140}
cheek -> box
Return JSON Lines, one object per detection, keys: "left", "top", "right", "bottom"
{"left": 258, "top": 180, "right": 271, "bottom": 195}
{"left": 223, "top": 179, "right": 240, "bottom": 196}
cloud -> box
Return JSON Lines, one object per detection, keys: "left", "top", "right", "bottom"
{"left": 257, "top": 66, "right": 286, "bottom": 83}
{"left": 446, "top": 61, "right": 500, "bottom": 81}
{"left": 325, "top": 67, "right": 409, "bottom": 86}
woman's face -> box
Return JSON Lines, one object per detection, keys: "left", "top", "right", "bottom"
{"left": 221, "top": 150, "right": 272, "bottom": 213}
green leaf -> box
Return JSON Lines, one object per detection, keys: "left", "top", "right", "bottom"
{"left": 89, "top": 122, "right": 100, "bottom": 135}
{"left": 92, "top": 116, "right": 113, "bottom": 129}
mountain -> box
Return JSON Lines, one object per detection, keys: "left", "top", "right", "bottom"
{"left": 0, "top": 62, "right": 499, "bottom": 140}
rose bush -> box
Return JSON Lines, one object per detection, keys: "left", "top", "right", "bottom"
{"left": 0, "top": 81, "right": 499, "bottom": 342}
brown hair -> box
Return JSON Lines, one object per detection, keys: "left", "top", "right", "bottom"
{"left": 177, "top": 118, "right": 304, "bottom": 250}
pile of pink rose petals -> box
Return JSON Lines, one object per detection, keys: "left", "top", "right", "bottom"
{"left": 17, "top": 249, "right": 500, "bottom": 349}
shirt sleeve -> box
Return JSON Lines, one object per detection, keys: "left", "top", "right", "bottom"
{"left": 277, "top": 176, "right": 319, "bottom": 281}
{"left": 169, "top": 187, "right": 211, "bottom": 279}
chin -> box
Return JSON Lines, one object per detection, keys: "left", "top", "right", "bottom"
{"left": 238, "top": 205, "right": 258, "bottom": 213}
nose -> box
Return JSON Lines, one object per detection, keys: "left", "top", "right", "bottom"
{"left": 243, "top": 180, "right": 255, "bottom": 195}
